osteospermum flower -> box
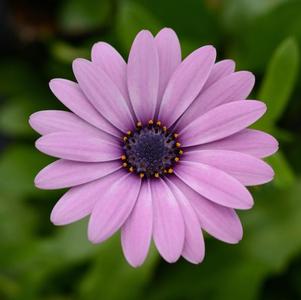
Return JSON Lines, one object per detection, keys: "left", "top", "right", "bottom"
{"left": 30, "top": 28, "right": 278, "bottom": 267}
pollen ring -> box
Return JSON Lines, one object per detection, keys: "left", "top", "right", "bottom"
{"left": 121, "top": 121, "right": 182, "bottom": 178}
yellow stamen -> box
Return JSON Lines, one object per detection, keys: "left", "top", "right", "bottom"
{"left": 154, "top": 172, "right": 160, "bottom": 178}
{"left": 176, "top": 142, "right": 181, "bottom": 147}
{"left": 163, "top": 126, "right": 167, "bottom": 132}
{"left": 121, "top": 155, "right": 126, "bottom": 160}
{"left": 174, "top": 133, "right": 179, "bottom": 138}
{"left": 168, "top": 168, "right": 173, "bottom": 174}
{"left": 137, "top": 121, "right": 142, "bottom": 127}
{"left": 129, "top": 167, "right": 134, "bottom": 173}
{"left": 179, "top": 149, "right": 183, "bottom": 155}
{"left": 127, "top": 130, "right": 132, "bottom": 136}
{"left": 156, "top": 121, "right": 161, "bottom": 126}
{"left": 123, "top": 136, "right": 128, "bottom": 142}
{"left": 164, "top": 169, "right": 168, "bottom": 174}
{"left": 122, "top": 162, "right": 127, "bottom": 167}
{"left": 148, "top": 120, "right": 154, "bottom": 125}
{"left": 140, "top": 173, "right": 145, "bottom": 178}
{"left": 175, "top": 157, "right": 180, "bottom": 162}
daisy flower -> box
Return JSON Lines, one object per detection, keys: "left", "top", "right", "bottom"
{"left": 29, "top": 28, "right": 278, "bottom": 267}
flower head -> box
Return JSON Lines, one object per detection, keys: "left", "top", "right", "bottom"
{"left": 30, "top": 28, "right": 278, "bottom": 267}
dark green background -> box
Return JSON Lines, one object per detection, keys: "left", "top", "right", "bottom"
{"left": 1, "top": 0, "right": 301, "bottom": 299}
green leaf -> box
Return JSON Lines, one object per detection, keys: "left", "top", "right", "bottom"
{"left": 79, "top": 235, "right": 159, "bottom": 300}
{"left": 256, "top": 37, "right": 299, "bottom": 127}
{"left": 115, "top": 1, "right": 162, "bottom": 53}
{"left": 0, "top": 145, "right": 53, "bottom": 197}
{"left": 266, "top": 152, "right": 295, "bottom": 188}
{"left": 0, "top": 97, "right": 42, "bottom": 137}
{"left": 58, "top": 0, "right": 112, "bottom": 33}
{"left": 229, "top": 1, "right": 301, "bottom": 71}
{"left": 50, "top": 41, "right": 90, "bottom": 64}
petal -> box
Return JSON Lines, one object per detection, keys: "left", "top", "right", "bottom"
{"left": 50, "top": 170, "right": 121, "bottom": 225}
{"left": 127, "top": 30, "right": 159, "bottom": 123}
{"left": 91, "top": 42, "right": 133, "bottom": 112}
{"left": 29, "top": 110, "right": 116, "bottom": 142}
{"left": 166, "top": 178, "right": 205, "bottom": 264}
{"left": 173, "top": 177, "right": 243, "bottom": 244}
{"left": 88, "top": 173, "right": 141, "bottom": 243}
{"left": 73, "top": 58, "right": 134, "bottom": 132}
{"left": 203, "top": 59, "right": 235, "bottom": 89}
{"left": 184, "top": 150, "right": 274, "bottom": 186}
{"left": 121, "top": 180, "right": 152, "bottom": 267}
{"left": 180, "top": 100, "right": 267, "bottom": 146}
{"left": 154, "top": 28, "right": 181, "bottom": 114}
{"left": 176, "top": 71, "right": 255, "bottom": 130}
{"left": 158, "top": 45, "right": 216, "bottom": 127}
{"left": 151, "top": 179, "right": 185, "bottom": 263}
{"left": 49, "top": 79, "right": 120, "bottom": 137}
{"left": 175, "top": 161, "right": 253, "bottom": 209}
{"left": 35, "top": 159, "right": 121, "bottom": 189}
{"left": 36, "top": 132, "right": 120, "bottom": 162}
{"left": 192, "top": 129, "right": 279, "bottom": 158}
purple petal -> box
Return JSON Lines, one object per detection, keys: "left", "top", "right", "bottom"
{"left": 50, "top": 171, "right": 121, "bottom": 225}
{"left": 91, "top": 42, "right": 134, "bottom": 113}
{"left": 154, "top": 28, "right": 181, "bottom": 114}
{"left": 88, "top": 173, "right": 141, "bottom": 243}
{"left": 180, "top": 100, "right": 266, "bottom": 146}
{"left": 36, "top": 132, "right": 120, "bottom": 162}
{"left": 184, "top": 150, "right": 274, "bottom": 186}
{"left": 121, "top": 180, "right": 152, "bottom": 267}
{"left": 127, "top": 30, "right": 159, "bottom": 123}
{"left": 173, "top": 177, "right": 243, "bottom": 244}
{"left": 158, "top": 45, "right": 216, "bottom": 127}
{"left": 193, "top": 129, "right": 279, "bottom": 158}
{"left": 175, "top": 161, "right": 253, "bottom": 209}
{"left": 73, "top": 58, "right": 134, "bottom": 132}
{"left": 203, "top": 59, "right": 235, "bottom": 89}
{"left": 35, "top": 159, "right": 121, "bottom": 189}
{"left": 49, "top": 79, "right": 120, "bottom": 137}
{"left": 29, "top": 110, "right": 117, "bottom": 142}
{"left": 151, "top": 179, "right": 185, "bottom": 263}
{"left": 176, "top": 71, "right": 255, "bottom": 130}
{"left": 166, "top": 178, "right": 205, "bottom": 264}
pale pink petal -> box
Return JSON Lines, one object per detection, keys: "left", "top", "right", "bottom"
{"left": 29, "top": 110, "right": 117, "bottom": 142}
{"left": 151, "top": 179, "right": 185, "bottom": 263}
{"left": 91, "top": 42, "right": 133, "bottom": 113}
{"left": 35, "top": 159, "right": 121, "bottom": 189}
{"left": 50, "top": 170, "right": 121, "bottom": 225}
{"left": 176, "top": 71, "right": 255, "bottom": 130}
{"left": 203, "top": 59, "right": 235, "bottom": 89}
{"left": 73, "top": 58, "right": 134, "bottom": 132}
{"left": 184, "top": 150, "right": 274, "bottom": 186}
{"left": 127, "top": 30, "right": 159, "bottom": 123}
{"left": 36, "top": 132, "right": 120, "bottom": 162}
{"left": 121, "top": 180, "right": 152, "bottom": 267}
{"left": 88, "top": 173, "right": 141, "bottom": 243}
{"left": 49, "top": 79, "right": 120, "bottom": 137}
{"left": 158, "top": 45, "right": 216, "bottom": 127}
{"left": 180, "top": 100, "right": 266, "bottom": 146}
{"left": 175, "top": 161, "right": 253, "bottom": 209}
{"left": 154, "top": 28, "right": 181, "bottom": 114}
{"left": 192, "top": 129, "right": 279, "bottom": 158}
{"left": 166, "top": 178, "right": 205, "bottom": 264}
{"left": 173, "top": 177, "right": 243, "bottom": 244}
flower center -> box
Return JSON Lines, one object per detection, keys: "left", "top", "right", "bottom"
{"left": 121, "top": 120, "right": 183, "bottom": 178}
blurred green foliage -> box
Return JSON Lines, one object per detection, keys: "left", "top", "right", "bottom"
{"left": 1, "top": 0, "right": 301, "bottom": 299}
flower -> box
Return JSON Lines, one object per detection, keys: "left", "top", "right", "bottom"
{"left": 29, "top": 28, "right": 278, "bottom": 267}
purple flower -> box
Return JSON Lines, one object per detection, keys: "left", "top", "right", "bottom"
{"left": 30, "top": 28, "right": 278, "bottom": 267}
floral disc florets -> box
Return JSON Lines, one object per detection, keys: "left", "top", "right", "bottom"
{"left": 122, "top": 120, "right": 182, "bottom": 178}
